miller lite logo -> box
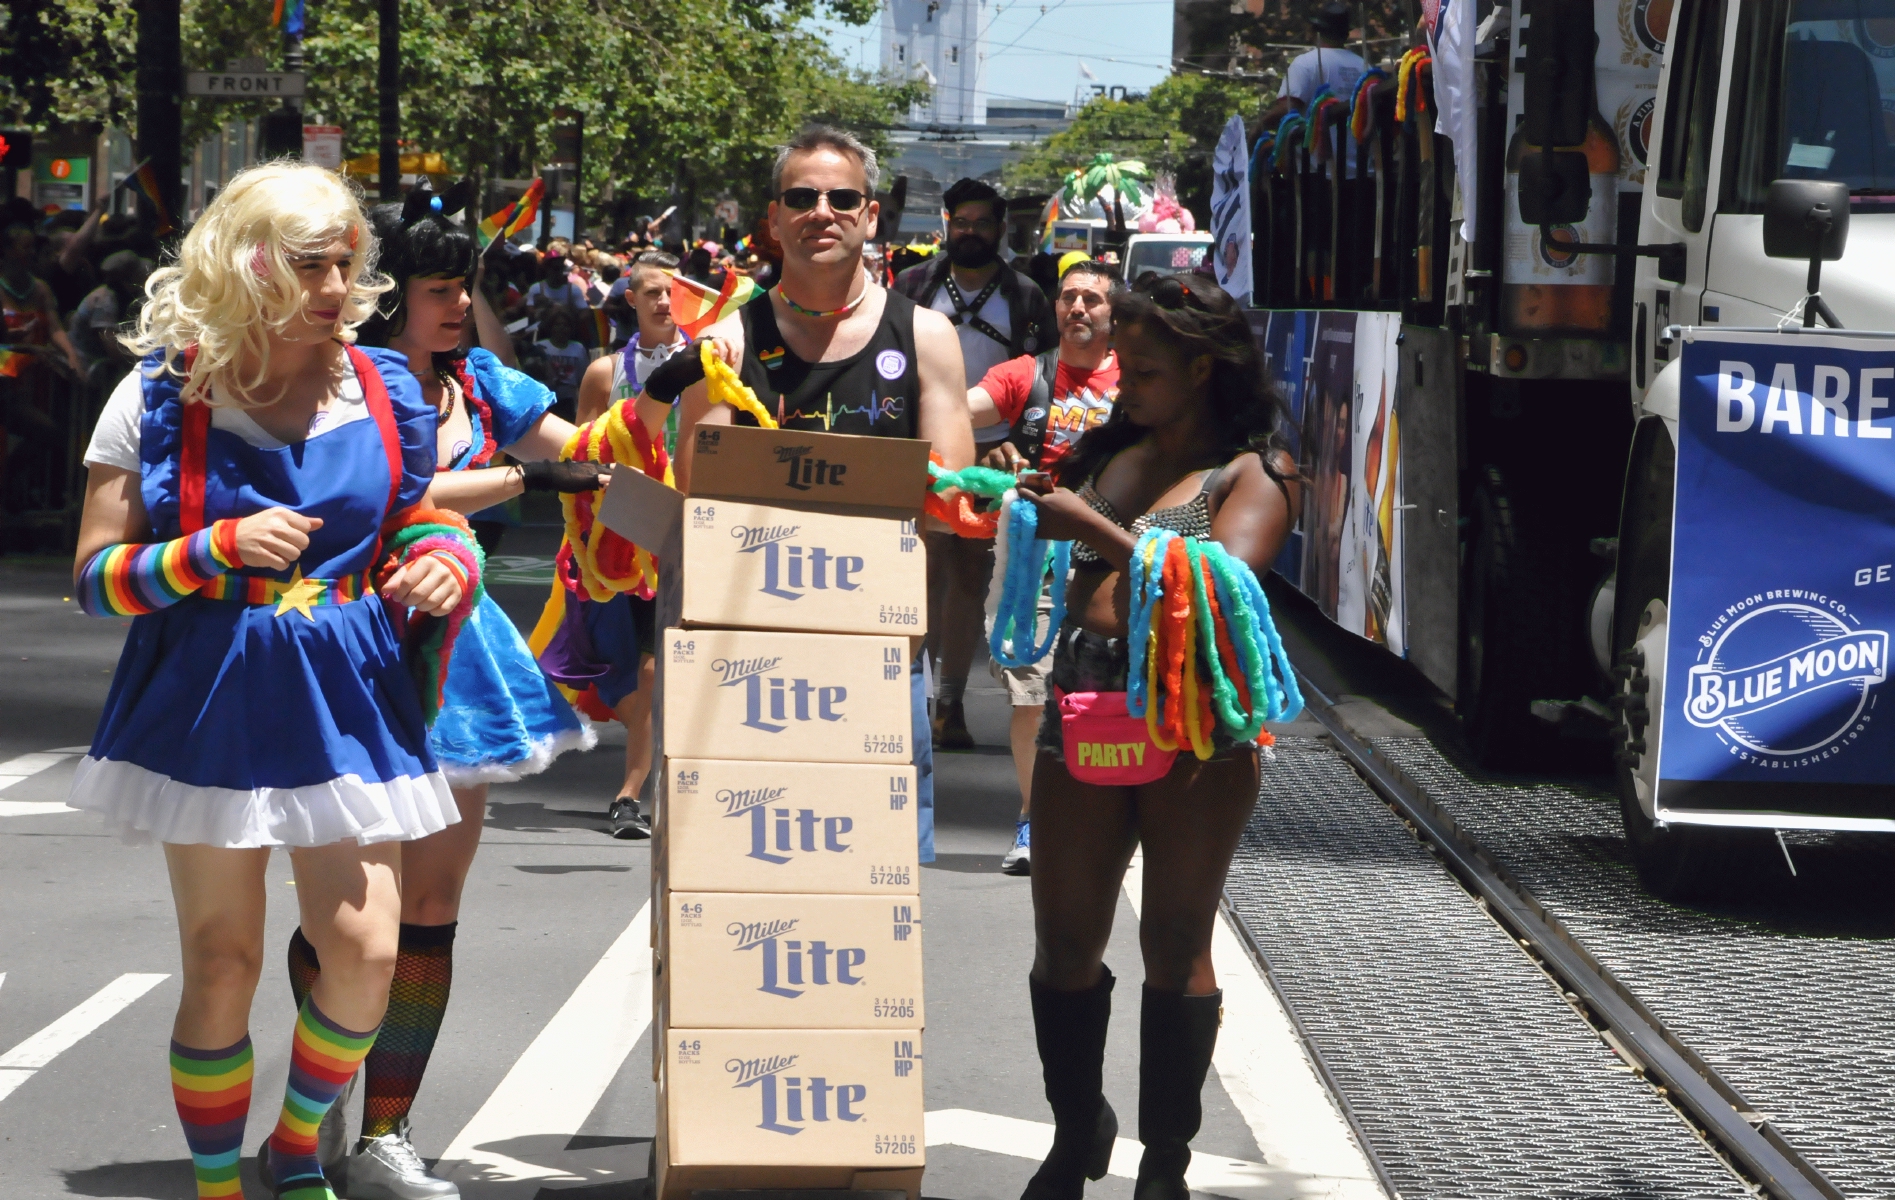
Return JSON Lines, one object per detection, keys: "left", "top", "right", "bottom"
{"left": 1682, "top": 594, "right": 1889, "bottom": 766}
{"left": 727, "top": 1053, "right": 867, "bottom": 1134}
{"left": 774, "top": 445, "right": 847, "bottom": 491}
{"left": 712, "top": 655, "right": 847, "bottom": 733}
{"left": 727, "top": 918, "right": 867, "bottom": 998}
{"left": 732, "top": 523, "right": 866, "bottom": 600}
{"left": 720, "top": 788, "right": 855, "bottom": 865}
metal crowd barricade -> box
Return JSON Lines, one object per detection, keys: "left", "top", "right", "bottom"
{"left": 0, "top": 354, "right": 110, "bottom": 554}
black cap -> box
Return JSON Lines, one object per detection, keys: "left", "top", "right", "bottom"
{"left": 1312, "top": 1, "right": 1351, "bottom": 38}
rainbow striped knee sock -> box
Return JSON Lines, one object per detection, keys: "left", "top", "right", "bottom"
{"left": 170, "top": 1036, "right": 254, "bottom": 1199}
{"left": 267, "top": 998, "right": 379, "bottom": 1198}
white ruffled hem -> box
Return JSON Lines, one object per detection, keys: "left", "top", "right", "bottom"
{"left": 68, "top": 756, "right": 462, "bottom": 849}
{"left": 437, "top": 722, "right": 599, "bottom": 786}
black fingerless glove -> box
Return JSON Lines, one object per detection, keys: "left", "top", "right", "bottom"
{"left": 640, "top": 349, "right": 708, "bottom": 406}
{"left": 520, "top": 460, "right": 607, "bottom": 494}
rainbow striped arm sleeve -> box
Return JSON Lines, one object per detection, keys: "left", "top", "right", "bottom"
{"left": 77, "top": 519, "right": 245, "bottom": 617}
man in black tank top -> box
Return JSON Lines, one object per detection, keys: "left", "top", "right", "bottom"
{"left": 671, "top": 124, "right": 974, "bottom": 866}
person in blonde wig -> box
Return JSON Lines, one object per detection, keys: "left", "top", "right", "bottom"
{"left": 69, "top": 161, "right": 483, "bottom": 1200}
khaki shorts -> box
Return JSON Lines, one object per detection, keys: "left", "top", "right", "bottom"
{"left": 988, "top": 586, "right": 1054, "bottom": 708}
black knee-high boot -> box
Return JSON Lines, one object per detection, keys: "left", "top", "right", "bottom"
{"left": 1021, "top": 969, "right": 1118, "bottom": 1200}
{"left": 1133, "top": 986, "right": 1222, "bottom": 1200}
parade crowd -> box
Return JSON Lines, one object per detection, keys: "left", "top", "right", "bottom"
{"left": 18, "top": 119, "right": 1297, "bottom": 1200}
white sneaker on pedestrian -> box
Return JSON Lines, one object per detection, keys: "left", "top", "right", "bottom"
{"left": 342, "top": 1119, "right": 459, "bottom": 1199}
{"left": 319, "top": 1069, "right": 356, "bottom": 1170}
{"left": 1002, "top": 818, "right": 1031, "bottom": 876}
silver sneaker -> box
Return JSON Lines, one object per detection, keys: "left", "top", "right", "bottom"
{"left": 1001, "top": 818, "right": 1031, "bottom": 876}
{"left": 318, "top": 1070, "right": 357, "bottom": 1169}
{"left": 342, "top": 1118, "right": 459, "bottom": 1199}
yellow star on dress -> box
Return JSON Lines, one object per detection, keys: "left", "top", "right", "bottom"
{"left": 274, "top": 567, "right": 324, "bottom": 621}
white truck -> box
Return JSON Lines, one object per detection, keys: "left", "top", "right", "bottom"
{"left": 1247, "top": 0, "right": 1895, "bottom": 896}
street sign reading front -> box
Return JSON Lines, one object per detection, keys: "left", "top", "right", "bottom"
{"left": 186, "top": 71, "right": 306, "bottom": 97}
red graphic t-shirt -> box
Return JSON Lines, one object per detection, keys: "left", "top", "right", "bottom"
{"left": 979, "top": 351, "right": 1119, "bottom": 468}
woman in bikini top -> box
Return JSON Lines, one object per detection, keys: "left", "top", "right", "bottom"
{"left": 1007, "top": 273, "right": 1300, "bottom": 1200}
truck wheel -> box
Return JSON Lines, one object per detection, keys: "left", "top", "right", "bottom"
{"left": 1610, "top": 421, "right": 1760, "bottom": 902}
{"left": 1458, "top": 465, "right": 1562, "bottom": 768}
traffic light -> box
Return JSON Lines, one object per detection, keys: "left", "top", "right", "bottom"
{"left": 260, "top": 109, "right": 304, "bottom": 160}
{"left": 0, "top": 130, "right": 31, "bottom": 169}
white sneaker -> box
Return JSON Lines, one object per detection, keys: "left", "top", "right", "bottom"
{"left": 342, "top": 1119, "right": 460, "bottom": 1199}
{"left": 318, "top": 1070, "right": 356, "bottom": 1169}
{"left": 1002, "top": 819, "right": 1031, "bottom": 876}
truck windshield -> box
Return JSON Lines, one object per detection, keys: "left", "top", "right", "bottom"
{"left": 1726, "top": 1, "right": 1895, "bottom": 209}
{"left": 1124, "top": 239, "right": 1208, "bottom": 281}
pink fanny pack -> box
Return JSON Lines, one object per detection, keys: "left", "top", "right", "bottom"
{"left": 1057, "top": 689, "right": 1178, "bottom": 785}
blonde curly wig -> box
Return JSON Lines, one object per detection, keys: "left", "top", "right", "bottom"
{"left": 123, "top": 161, "right": 392, "bottom": 408}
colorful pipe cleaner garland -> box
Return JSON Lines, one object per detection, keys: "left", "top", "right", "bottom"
{"left": 1350, "top": 67, "right": 1390, "bottom": 142}
{"left": 1128, "top": 528, "right": 1302, "bottom": 759}
{"left": 375, "top": 508, "right": 486, "bottom": 726}
{"left": 557, "top": 399, "right": 672, "bottom": 602}
{"left": 989, "top": 488, "right": 1070, "bottom": 669}
{"left": 925, "top": 455, "right": 1017, "bottom": 537}
{"left": 701, "top": 341, "right": 778, "bottom": 429}
{"left": 1395, "top": 48, "right": 1433, "bottom": 123}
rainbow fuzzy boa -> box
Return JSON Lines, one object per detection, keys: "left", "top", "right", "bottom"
{"left": 557, "top": 398, "right": 672, "bottom": 603}
{"left": 925, "top": 456, "right": 1015, "bottom": 537}
{"left": 375, "top": 508, "right": 486, "bottom": 726}
{"left": 972, "top": 468, "right": 1303, "bottom": 756}
{"left": 1127, "top": 528, "right": 1301, "bottom": 758}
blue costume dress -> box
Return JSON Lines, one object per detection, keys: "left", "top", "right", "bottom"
{"left": 426, "top": 348, "right": 594, "bottom": 784}
{"left": 70, "top": 347, "right": 463, "bottom": 848}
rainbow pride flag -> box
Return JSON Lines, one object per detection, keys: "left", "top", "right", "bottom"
{"left": 0, "top": 348, "right": 28, "bottom": 378}
{"left": 117, "top": 158, "right": 175, "bottom": 236}
{"left": 670, "top": 271, "right": 760, "bottom": 338}
{"left": 477, "top": 178, "right": 544, "bottom": 248}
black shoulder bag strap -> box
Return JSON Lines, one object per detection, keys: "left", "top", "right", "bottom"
{"left": 1005, "top": 350, "right": 1063, "bottom": 466}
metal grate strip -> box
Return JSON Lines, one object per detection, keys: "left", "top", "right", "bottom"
{"left": 1377, "top": 736, "right": 1895, "bottom": 1199}
{"left": 1226, "top": 737, "right": 1749, "bottom": 1200}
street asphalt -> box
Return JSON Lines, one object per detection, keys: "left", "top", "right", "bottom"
{"left": 0, "top": 523, "right": 1273, "bottom": 1200}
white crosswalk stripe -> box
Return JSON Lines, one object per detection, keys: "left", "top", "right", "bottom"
{"left": 439, "top": 901, "right": 654, "bottom": 1195}
{"left": 0, "top": 748, "right": 80, "bottom": 816}
{"left": 0, "top": 973, "right": 170, "bottom": 1102}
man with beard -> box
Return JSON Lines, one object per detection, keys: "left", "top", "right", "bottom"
{"left": 966, "top": 259, "right": 1122, "bottom": 874}
{"left": 657, "top": 124, "right": 974, "bottom": 864}
{"left": 893, "top": 178, "right": 1053, "bottom": 751}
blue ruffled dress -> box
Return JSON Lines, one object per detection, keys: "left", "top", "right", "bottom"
{"left": 427, "top": 348, "right": 595, "bottom": 784}
{"left": 71, "top": 347, "right": 462, "bottom": 847}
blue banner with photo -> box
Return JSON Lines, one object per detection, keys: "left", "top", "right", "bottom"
{"left": 1659, "top": 330, "right": 1895, "bottom": 820}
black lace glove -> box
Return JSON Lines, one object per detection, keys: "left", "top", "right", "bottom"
{"left": 519, "top": 460, "right": 607, "bottom": 493}
{"left": 640, "top": 348, "right": 707, "bottom": 405}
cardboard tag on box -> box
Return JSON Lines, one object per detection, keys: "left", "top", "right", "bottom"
{"left": 680, "top": 500, "right": 925, "bottom": 635}
{"left": 663, "top": 892, "right": 922, "bottom": 1029}
{"left": 660, "top": 1028, "right": 924, "bottom": 1170}
{"left": 663, "top": 759, "right": 918, "bottom": 894}
{"left": 690, "top": 424, "right": 931, "bottom": 518}
{"left": 661, "top": 628, "right": 912, "bottom": 764}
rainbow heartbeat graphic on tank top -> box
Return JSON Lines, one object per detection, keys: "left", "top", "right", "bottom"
{"left": 778, "top": 391, "right": 907, "bottom": 431}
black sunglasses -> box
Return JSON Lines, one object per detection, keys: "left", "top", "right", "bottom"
{"left": 779, "top": 187, "right": 868, "bottom": 213}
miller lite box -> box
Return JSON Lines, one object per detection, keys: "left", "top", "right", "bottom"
{"left": 689, "top": 424, "right": 933, "bottom": 517}
{"left": 679, "top": 500, "right": 926, "bottom": 635}
{"left": 661, "top": 628, "right": 912, "bottom": 764}
{"left": 662, "top": 759, "right": 918, "bottom": 894}
{"left": 662, "top": 892, "right": 923, "bottom": 1029}
{"left": 657, "top": 1028, "right": 924, "bottom": 1192}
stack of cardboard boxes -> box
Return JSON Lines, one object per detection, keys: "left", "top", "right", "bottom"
{"left": 604, "top": 425, "right": 931, "bottom": 1200}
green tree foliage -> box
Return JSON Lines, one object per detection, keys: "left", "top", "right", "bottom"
{"left": 1003, "top": 73, "right": 1266, "bottom": 223}
{"left": 4, "top": 0, "right": 922, "bottom": 230}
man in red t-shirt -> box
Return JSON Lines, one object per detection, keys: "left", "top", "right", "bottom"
{"left": 967, "top": 258, "right": 1121, "bottom": 874}
{"left": 971, "top": 258, "right": 1120, "bottom": 474}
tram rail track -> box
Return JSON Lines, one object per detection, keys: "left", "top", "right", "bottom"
{"left": 1251, "top": 674, "right": 1846, "bottom": 1200}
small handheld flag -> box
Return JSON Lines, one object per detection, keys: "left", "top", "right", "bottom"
{"left": 116, "top": 158, "right": 175, "bottom": 236}
{"left": 669, "top": 271, "right": 761, "bottom": 338}
{"left": 478, "top": 178, "right": 545, "bottom": 249}
{"left": 0, "top": 348, "right": 29, "bottom": 379}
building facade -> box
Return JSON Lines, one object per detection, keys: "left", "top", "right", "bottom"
{"left": 882, "top": 0, "right": 987, "bottom": 126}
